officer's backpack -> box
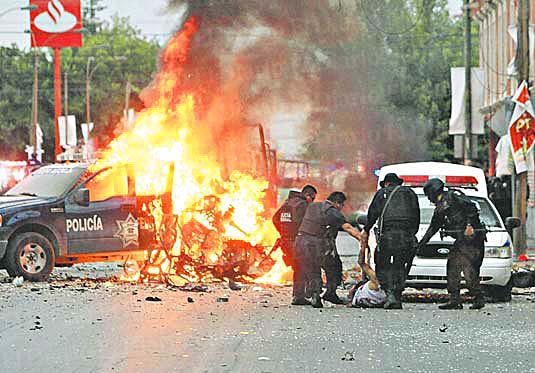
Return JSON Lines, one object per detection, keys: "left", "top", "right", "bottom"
{"left": 381, "top": 185, "right": 418, "bottom": 226}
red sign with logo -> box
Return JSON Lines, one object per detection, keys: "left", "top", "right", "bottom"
{"left": 509, "top": 111, "right": 535, "bottom": 154}
{"left": 29, "top": 0, "right": 83, "bottom": 48}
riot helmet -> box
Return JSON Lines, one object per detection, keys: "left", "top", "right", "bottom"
{"left": 423, "top": 178, "right": 444, "bottom": 203}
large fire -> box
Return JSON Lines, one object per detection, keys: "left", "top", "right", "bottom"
{"left": 93, "top": 17, "right": 291, "bottom": 284}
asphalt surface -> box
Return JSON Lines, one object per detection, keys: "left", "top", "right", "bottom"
{"left": 1, "top": 267, "right": 535, "bottom": 373}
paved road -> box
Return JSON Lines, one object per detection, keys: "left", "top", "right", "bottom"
{"left": 1, "top": 275, "right": 535, "bottom": 373}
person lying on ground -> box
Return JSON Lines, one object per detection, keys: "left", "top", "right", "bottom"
{"left": 348, "top": 245, "right": 386, "bottom": 308}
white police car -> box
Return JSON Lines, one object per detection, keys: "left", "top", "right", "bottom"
{"left": 351, "top": 162, "right": 520, "bottom": 301}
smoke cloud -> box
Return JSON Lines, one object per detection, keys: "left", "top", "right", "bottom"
{"left": 163, "top": 0, "right": 429, "bottom": 172}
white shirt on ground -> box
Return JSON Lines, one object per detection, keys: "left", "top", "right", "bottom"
{"left": 352, "top": 281, "right": 387, "bottom": 307}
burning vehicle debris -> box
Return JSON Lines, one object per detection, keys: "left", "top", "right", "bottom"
{"left": 0, "top": 16, "right": 289, "bottom": 285}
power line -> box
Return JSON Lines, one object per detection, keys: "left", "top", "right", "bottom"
{"left": 357, "top": 0, "right": 424, "bottom": 36}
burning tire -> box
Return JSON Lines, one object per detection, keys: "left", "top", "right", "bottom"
{"left": 4, "top": 233, "right": 55, "bottom": 281}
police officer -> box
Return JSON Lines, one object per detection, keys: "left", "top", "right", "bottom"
{"left": 272, "top": 185, "right": 318, "bottom": 305}
{"left": 295, "top": 191, "right": 361, "bottom": 308}
{"left": 419, "top": 178, "right": 485, "bottom": 310}
{"left": 361, "top": 173, "right": 420, "bottom": 309}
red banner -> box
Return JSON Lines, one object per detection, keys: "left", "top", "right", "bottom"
{"left": 508, "top": 81, "right": 535, "bottom": 173}
{"left": 509, "top": 111, "right": 535, "bottom": 154}
{"left": 30, "top": 0, "right": 83, "bottom": 48}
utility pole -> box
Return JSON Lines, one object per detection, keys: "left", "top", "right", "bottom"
{"left": 53, "top": 48, "right": 62, "bottom": 158}
{"left": 513, "top": 0, "right": 530, "bottom": 253}
{"left": 86, "top": 0, "right": 104, "bottom": 34}
{"left": 64, "top": 71, "right": 69, "bottom": 116}
{"left": 32, "top": 53, "right": 39, "bottom": 152}
{"left": 463, "top": 0, "right": 473, "bottom": 164}
{"left": 86, "top": 73, "right": 91, "bottom": 125}
{"left": 86, "top": 57, "right": 94, "bottom": 126}
{"left": 124, "top": 80, "right": 131, "bottom": 125}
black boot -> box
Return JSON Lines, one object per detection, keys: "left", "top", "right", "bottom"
{"left": 311, "top": 292, "right": 323, "bottom": 308}
{"left": 439, "top": 294, "right": 463, "bottom": 310}
{"left": 322, "top": 282, "right": 345, "bottom": 305}
{"left": 395, "top": 288, "right": 403, "bottom": 302}
{"left": 384, "top": 291, "right": 402, "bottom": 309}
{"left": 322, "top": 289, "right": 345, "bottom": 305}
{"left": 291, "top": 296, "right": 311, "bottom": 306}
{"left": 470, "top": 294, "right": 485, "bottom": 310}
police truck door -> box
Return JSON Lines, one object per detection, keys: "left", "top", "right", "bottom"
{"left": 64, "top": 166, "right": 139, "bottom": 255}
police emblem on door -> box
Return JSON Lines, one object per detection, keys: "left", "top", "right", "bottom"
{"left": 114, "top": 213, "right": 139, "bottom": 247}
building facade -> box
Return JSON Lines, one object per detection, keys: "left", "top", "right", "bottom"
{"left": 472, "top": 0, "right": 535, "bottom": 253}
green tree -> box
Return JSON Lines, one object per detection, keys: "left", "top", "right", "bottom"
{"left": 357, "top": 0, "right": 479, "bottom": 162}
{"left": 0, "top": 47, "right": 50, "bottom": 159}
{"left": 303, "top": 0, "right": 479, "bottom": 166}
{"left": 61, "top": 17, "right": 160, "bottom": 148}
{"left": 83, "top": 0, "right": 107, "bottom": 34}
{"left": 0, "top": 17, "right": 159, "bottom": 161}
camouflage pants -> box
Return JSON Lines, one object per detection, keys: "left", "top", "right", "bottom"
{"left": 294, "top": 234, "right": 323, "bottom": 296}
{"left": 321, "top": 250, "right": 343, "bottom": 289}
{"left": 448, "top": 236, "right": 485, "bottom": 298}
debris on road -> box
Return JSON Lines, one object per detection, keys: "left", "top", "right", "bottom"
{"left": 228, "top": 280, "right": 246, "bottom": 291}
{"left": 176, "top": 283, "right": 209, "bottom": 292}
{"left": 439, "top": 324, "right": 448, "bottom": 332}
{"left": 216, "top": 296, "right": 229, "bottom": 303}
{"left": 512, "top": 268, "right": 535, "bottom": 288}
{"left": 257, "top": 356, "right": 271, "bottom": 361}
{"left": 187, "top": 297, "right": 195, "bottom": 303}
{"left": 145, "top": 296, "right": 162, "bottom": 302}
{"left": 12, "top": 276, "right": 24, "bottom": 287}
{"left": 341, "top": 351, "right": 355, "bottom": 361}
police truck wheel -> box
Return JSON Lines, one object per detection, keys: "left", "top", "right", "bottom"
{"left": 5, "top": 233, "right": 55, "bottom": 282}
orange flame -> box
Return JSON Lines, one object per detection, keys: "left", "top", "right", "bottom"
{"left": 96, "top": 17, "right": 288, "bottom": 283}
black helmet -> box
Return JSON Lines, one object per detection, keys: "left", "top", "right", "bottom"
{"left": 423, "top": 178, "right": 444, "bottom": 202}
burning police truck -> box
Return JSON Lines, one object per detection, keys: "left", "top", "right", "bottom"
{"left": 0, "top": 16, "right": 292, "bottom": 283}
{"left": 0, "top": 163, "right": 283, "bottom": 283}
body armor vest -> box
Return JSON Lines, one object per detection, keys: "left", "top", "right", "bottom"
{"left": 299, "top": 201, "right": 334, "bottom": 237}
{"left": 381, "top": 186, "right": 418, "bottom": 227}
{"left": 277, "top": 195, "right": 306, "bottom": 240}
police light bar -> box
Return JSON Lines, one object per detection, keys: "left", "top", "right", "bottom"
{"left": 445, "top": 176, "right": 478, "bottom": 186}
{"left": 399, "top": 175, "right": 429, "bottom": 186}
{"left": 399, "top": 175, "right": 479, "bottom": 189}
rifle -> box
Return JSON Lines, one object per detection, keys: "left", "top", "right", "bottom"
{"left": 258, "top": 238, "right": 282, "bottom": 267}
